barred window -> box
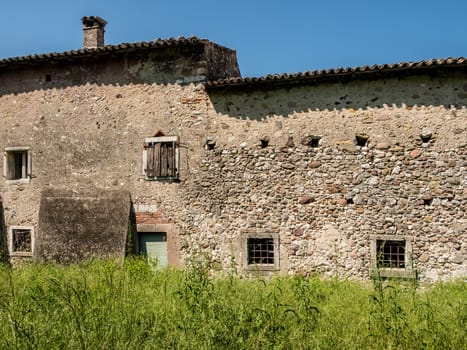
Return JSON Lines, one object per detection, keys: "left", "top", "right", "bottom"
{"left": 12, "top": 229, "right": 32, "bottom": 252}
{"left": 8, "top": 226, "right": 34, "bottom": 256}
{"left": 243, "top": 233, "right": 279, "bottom": 271}
{"left": 376, "top": 240, "right": 405, "bottom": 268}
{"left": 370, "top": 235, "right": 414, "bottom": 278}
{"left": 247, "top": 238, "right": 275, "bottom": 265}
{"left": 143, "top": 136, "right": 179, "bottom": 181}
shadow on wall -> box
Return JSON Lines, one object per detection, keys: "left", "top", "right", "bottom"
{"left": 208, "top": 68, "right": 467, "bottom": 120}
{"left": 0, "top": 43, "right": 239, "bottom": 96}
{"left": 127, "top": 203, "right": 138, "bottom": 256}
{"left": 36, "top": 187, "right": 131, "bottom": 263}
{"left": 0, "top": 199, "right": 8, "bottom": 263}
{"left": 0, "top": 49, "right": 194, "bottom": 96}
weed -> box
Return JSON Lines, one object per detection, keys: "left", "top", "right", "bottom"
{"left": 0, "top": 259, "right": 465, "bottom": 349}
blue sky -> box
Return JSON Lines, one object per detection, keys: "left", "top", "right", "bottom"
{"left": 0, "top": 0, "right": 465, "bottom": 77}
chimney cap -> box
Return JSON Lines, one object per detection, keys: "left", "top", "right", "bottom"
{"left": 81, "top": 16, "right": 107, "bottom": 28}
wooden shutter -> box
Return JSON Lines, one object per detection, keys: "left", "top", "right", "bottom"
{"left": 147, "top": 144, "right": 155, "bottom": 178}
{"left": 154, "top": 142, "right": 161, "bottom": 177}
{"left": 2, "top": 152, "right": 6, "bottom": 179}
{"left": 27, "top": 151, "right": 32, "bottom": 178}
{"left": 167, "top": 142, "right": 175, "bottom": 177}
{"left": 159, "top": 143, "right": 166, "bottom": 177}
{"left": 144, "top": 137, "right": 178, "bottom": 179}
{"left": 6, "top": 152, "right": 15, "bottom": 179}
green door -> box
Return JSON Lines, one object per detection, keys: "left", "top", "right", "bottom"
{"left": 139, "top": 232, "right": 168, "bottom": 268}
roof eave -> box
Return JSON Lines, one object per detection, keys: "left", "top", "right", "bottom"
{"left": 206, "top": 57, "right": 467, "bottom": 90}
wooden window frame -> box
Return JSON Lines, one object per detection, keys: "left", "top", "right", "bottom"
{"left": 142, "top": 136, "right": 179, "bottom": 181}
{"left": 3, "top": 147, "right": 32, "bottom": 184}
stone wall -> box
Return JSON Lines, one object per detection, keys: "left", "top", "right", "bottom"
{"left": 183, "top": 144, "right": 466, "bottom": 281}
{"left": 0, "top": 42, "right": 240, "bottom": 95}
{"left": 0, "top": 62, "right": 465, "bottom": 280}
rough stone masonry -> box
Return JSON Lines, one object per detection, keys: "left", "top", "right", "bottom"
{"left": 0, "top": 17, "right": 465, "bottom": 281}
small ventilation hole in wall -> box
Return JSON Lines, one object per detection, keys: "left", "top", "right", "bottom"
{"left": 355, "top": 133, "right": 369, "bottom": 146}
{"left": 310, "top": 136, "right": 321, "bottom": 148}
{"left": 205, "top": 139, "right": 216, "bottom": 150}
{"left": 260, "top": 137, "right": 269, "bottom": 148}
{"left": 346, "top": 198, "right": 354, "bottom": 204}
{"left": 301, "top": 135, "right": 321, "bottom": 147}
{"left": 423, "top": 198, "right": 433, "bottom": 206}
{"left": 420, "top": 132, "right": 432, "bottom": 143}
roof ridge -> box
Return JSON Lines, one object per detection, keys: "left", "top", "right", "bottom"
{"left": 207, "top": 56, "right": 467, "bottom": 88}
{"left": 0, "top": 36, "right": 212, "bottom": 65}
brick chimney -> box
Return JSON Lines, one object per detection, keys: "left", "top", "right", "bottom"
{"left": 81, "top": 16, "right": 107, "bottom": 48}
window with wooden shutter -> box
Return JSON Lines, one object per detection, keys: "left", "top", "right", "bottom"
{"left": 143, "top": 136, "right": 179, "bottom": 181}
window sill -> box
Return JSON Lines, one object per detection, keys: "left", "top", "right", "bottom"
{"left": 5, "top": 178, "right": 31, "bottom": 185}
{"left": 245, "top": 264, "right": 280, "bottom": 272}
{"left": 370, "top": 268, "right": 416, "bottom": 279}
{"left": 145, "top": 177, "right": 179, "bottom": 183}
{"left": 9, "top": 252, "right": 33, "bottom": 257}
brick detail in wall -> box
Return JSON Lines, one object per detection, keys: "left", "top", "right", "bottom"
{"left": 135, "top": 211, "right": 171, "bottom": 225}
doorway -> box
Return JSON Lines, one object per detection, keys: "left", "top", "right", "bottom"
{"left": 138, "top": 232, "right": 168, "bottom": 268}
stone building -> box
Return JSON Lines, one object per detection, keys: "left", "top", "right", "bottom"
{"left": 0, "top": 17, "right": 465, "bottom": 281}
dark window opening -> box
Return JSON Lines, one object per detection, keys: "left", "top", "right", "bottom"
{"left": 376, "top": 240, "right": 405, "bottom": 268}
{"left": 247, "top": 238, "right": 275, "bottom": 265}
{"left": 6, "top": 150, "right": 28, "bottom": 180}
{"left": 12, "top": 229, "right": 32, "bottom": 252}
{"left": 45, "top": 74, "right": 52, "bottom": 82}
{"left": 14, "top": 152, "right": 24, "bottom": 179}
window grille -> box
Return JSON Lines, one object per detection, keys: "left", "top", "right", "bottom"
{"left": 8, "top": 226, "right": 34, "bottom": 256}
{"left": 247, "top": 237, "right": 275, "bottom": 265}
{"left": 12, "top": 229, "right": 32, "bottom": 252}
{"left": 376, "top": 239, "right": 406, "bottom": 268}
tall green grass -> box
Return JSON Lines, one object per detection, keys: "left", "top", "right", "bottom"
{"left": 0, "top": 259, "right": 465, "bottom": 349}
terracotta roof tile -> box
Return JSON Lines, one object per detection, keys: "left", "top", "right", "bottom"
{"left": 206, "top": 56, "right": 467, "bottom": 89}
{"left": 0, "top": 36, "right": 211, "bottom": 67}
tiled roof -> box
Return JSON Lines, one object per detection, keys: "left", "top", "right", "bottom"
{"left": 206, "top": 57, "right": 467, "bottom": 88}
{"left": 0, "top": 36, "right": 211, "bottom": 67}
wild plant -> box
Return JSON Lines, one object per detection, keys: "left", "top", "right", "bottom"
{"left": 0, "top": 259, "right": 465, "bottom": 349}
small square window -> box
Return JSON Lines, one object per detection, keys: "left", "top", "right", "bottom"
{"left": 247, "top": 238, "right": 275, "bottom": 265}
{"left": 243, "top": 233, "right": 279, "bottom": 271}
{"left": 143, "top": 136, "right": 179, "bottom": 181}
{"left": 376, "top": 239, "right": 405, "bottom": 268}
{"left": 3, "top": 147, "right": 32, "bottom": 183}
{"left": 8, "top": 226, "right": 34, "bottom": 256}
{"left": 370, "top": 235, "right": 414, "bottom": 278}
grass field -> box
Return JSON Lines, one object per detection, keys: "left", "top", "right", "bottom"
{"left": 0, "top": 258, "right": 465, "bottom": 349}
